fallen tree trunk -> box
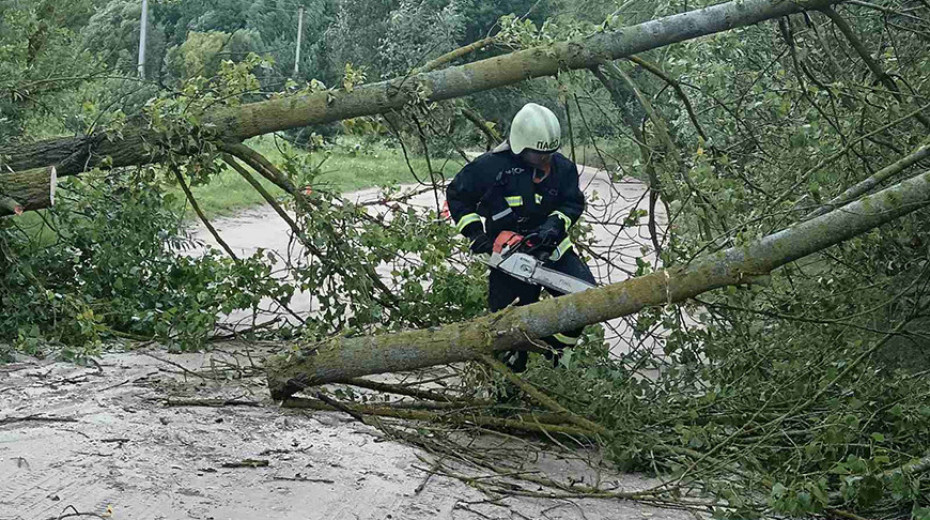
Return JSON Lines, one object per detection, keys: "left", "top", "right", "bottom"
{"left": 266, "top": 170, "right": 930, "bottom": 398}
{"left": 0, "top": 166, "right": 56, "bottom": 216}
{"left": 1, "top": 0, "right": 842, "bottom": 178}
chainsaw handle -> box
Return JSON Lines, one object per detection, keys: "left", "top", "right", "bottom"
{"left": 520, "top": 233, "right": 553, "bottom": 262}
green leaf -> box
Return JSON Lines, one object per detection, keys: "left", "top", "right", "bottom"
{"left": 771, "top": 482, "right": 787, "bottom": 499}
{"left": 857, "top": 476, "right": 883, "bottom": 508}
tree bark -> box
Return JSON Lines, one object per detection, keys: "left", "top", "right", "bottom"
{"left": 1, "top": 0, "right": 842, "bottom": 178}
{"left": 0, "top": 166, "right": 56, "bottom": 216}
{"left": 266, "top": 169, "right": 930, "bottom": 398}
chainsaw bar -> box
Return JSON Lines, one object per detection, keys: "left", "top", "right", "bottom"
{"left": 487, "top": 251, "right": 595, "bottom": 294}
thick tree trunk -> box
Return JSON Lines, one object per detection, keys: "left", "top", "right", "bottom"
{"left": 266, "top": 170, "right": 930, "bottom": 398}
{"left": 0, "top": 166, "right": 56, "bottom": 216}
{"left": 1, "top": 0, "right": 841, "bottom": 179}
{"left": 0, "top": 132, "right": 148, "bottom": 178}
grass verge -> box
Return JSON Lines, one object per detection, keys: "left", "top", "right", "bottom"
{"left": 181, "top": 136, "right": 465, "bottom": 218}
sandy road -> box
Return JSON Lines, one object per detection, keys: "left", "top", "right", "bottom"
{"left": 0, "top": 161, "right": 682, "bottom": 520}
{"left": 0, "top": 348, "right": 690, "bottom": 520}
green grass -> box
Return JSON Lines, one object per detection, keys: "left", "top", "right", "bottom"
{"left": 563, "top": 137, "right": 642, "bottom": 178}
{"left": 5, "top": 211, "right": 59, "bottom": 249}
{"left": 182, "top": 162, "right": 285, "bottom": 218}
{"left": 180, "top": 136, "right": 466, "bottom": 218}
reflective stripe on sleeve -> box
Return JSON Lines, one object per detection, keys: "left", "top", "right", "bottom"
{"left": 492, "top": 207, "right": 513, "bottom": 221}
{"left": 455, "top": 213, "right": 481, "bottom": 232}
{"left": 535, "top": 193, "right": 543, "bottom": 204}
{"left": 550, "top": 210, "right": 573, "bottom": 231}
{"left": 548, "top": 236, "right": 573, "bottom": 261}
{"left": 552, "top": 333, "right": 580, "bottom": 345}
{"left": 505, "top": 196, "right": 523, "bottom": 207}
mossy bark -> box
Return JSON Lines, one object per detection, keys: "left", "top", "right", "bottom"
{"left": 266, "top": 171, "right": 930, "bottom": 398}
{"left": 1, "top": 0, "right": 840, "bottom": 179}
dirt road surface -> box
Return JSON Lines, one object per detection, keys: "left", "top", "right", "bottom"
{"left": 0, "top": 161, "right": 684, "bottom": 519}
{"left": 1, "top": 348, "right": 689, "bottom": 520}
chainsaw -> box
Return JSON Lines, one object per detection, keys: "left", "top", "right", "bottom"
{"left": 485, "top": 231, "right": 595, "bottom": 294}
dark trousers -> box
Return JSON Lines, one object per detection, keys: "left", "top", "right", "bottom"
{"left": 489, "top": 249, "right": 596, "bottom": 372}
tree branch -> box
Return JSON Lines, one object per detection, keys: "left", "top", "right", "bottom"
{"left": 820, "top": 5, "right": 930, "bottom": 130}
{"left": 266, "top": 169, "right": 930, "bottom": 396}
{"left": 2, "top": 0, "right": 844, "bottom": 176}
{"left": 806, "top": 141, "right": 930, "bottom": 219}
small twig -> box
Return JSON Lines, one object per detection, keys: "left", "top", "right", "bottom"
{"left": 0, "top": 414, "right": 78, "bottom": 425}
{"left": 453, "top": 502, "right": 496, "bottom": 519}
{"left": 398, "top": 373, "right": 458, "bottom": 387}
{"left": 283, "top": 397, "right": 594, "bottom": 438}
{"left": 47, "top": 505, "right": 107, "bottom": 520}
{"left": 140, "top": 351, "right": 208, "bottom": 380}
{"left": 826, "top": 508, "right": 872, "bottom": 520}
{"left": 160, "top": 398, "right": 261, "bottom": 407}
{"left": 414, "top": 461, "right": 439, "bottom": 495}
{"left": 221, "top": 458, "right": 269, "bottom": 468}
{"left": 211, "top": 318, "right": 285, "bottom": 341}
{"left": 479, "top": 354, "right": 608, "bottom": 437}
{"left": 416, "top": 36, "right": 497, "bottom": 73}
{"left": 271, "top": 475, "right": 335, "bottom": 484}
{"left": 312, "top": 391, "right": 368, "bottom": 424}
{"left": 344, "top": 377, "right": 477, "bottom": 403}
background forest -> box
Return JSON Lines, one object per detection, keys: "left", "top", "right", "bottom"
{"left": 2, "top": 0, "right": 930, "bottom": 517}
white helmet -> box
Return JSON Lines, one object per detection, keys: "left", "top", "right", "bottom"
{"left": 508, "top": 103, "right": 561, "bottom": 155}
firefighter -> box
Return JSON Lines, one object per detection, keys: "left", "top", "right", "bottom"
{"left": 446, "top": 102, "right": 596, "bottom": 372}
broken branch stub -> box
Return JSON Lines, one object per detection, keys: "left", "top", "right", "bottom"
{"left": 266, "top": 171, "right": 930, "bottom": 399}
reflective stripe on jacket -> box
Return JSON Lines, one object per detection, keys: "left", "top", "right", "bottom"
{"left": 446, "top": 150, "right": 585, "bottom": 252}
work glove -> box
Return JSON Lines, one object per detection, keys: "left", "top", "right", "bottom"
{"left": 535, "top": 215, "right": 566, "bottom": 249}
{"left": 469, "top": 233, "right": 493, "bottom": 255}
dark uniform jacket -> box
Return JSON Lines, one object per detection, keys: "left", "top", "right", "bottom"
{"left": 446, "top": 149, "right": 584, "bottom": 260}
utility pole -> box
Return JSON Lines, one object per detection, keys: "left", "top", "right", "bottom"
{"left": 293, "top": 5, "right": 304, "bottom": 77}
{"left": 138, "top": 0, "right": 148, "bottom": 79}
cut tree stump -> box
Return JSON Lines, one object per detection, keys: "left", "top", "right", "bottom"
{"left": 0, "top": 166, "right": 55, "bottom": 217}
